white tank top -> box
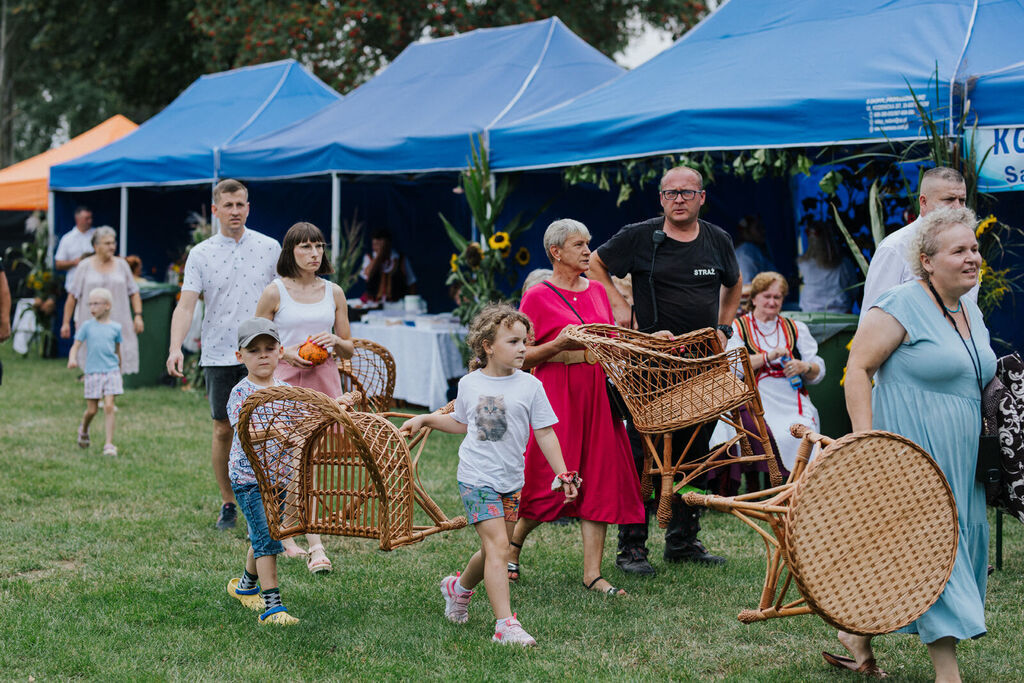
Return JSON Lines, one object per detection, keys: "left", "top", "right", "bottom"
{"left": 272, "top": 278, "right": 336, "bottom": 348}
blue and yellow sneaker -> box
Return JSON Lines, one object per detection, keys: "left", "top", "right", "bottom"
{"left": 259, "top": 605, "right": 299, "bottom": 625}
{"left": 226, "top": 578, "right": 265, "bottom": 611}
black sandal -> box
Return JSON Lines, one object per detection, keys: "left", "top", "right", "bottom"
{"left": 507, "top": 541, "right": 522, "bottom": 583}
{"left": 584, "top": 575, "right": 626, "bottom": 596}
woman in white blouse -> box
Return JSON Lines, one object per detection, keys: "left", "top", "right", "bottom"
{"left": 726, "top": 271, "right": 825, "bottom": 472}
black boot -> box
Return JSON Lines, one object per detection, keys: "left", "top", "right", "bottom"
{"left": 616, "top": 514, "right": 656, "bottom": 576}
{"left": 663, "top": 498, "right": 725, "bottom": 566}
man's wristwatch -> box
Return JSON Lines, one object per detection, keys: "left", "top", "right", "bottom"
{"left": 716, "top": 324, "right": 733, "bottom": 339}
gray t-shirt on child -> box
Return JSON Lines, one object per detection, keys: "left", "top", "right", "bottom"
{"left": 452, "top": 369, "right": 558, "bottom": 493}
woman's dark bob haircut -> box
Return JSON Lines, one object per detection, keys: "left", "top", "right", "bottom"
{"left": 277, "top": 221, "right": 334, "bottom": 278}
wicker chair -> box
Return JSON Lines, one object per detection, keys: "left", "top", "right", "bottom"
{"left": 683, "top": 425, "right": 958, "bottom": 635}
{"left": 238, "top": 386, "right": 465, "bottom": 551}
{"left": 338, "top": 338, "right": 396, "bottom": 412}
{"left": 564, "top": 324, "right": 780, "bottom": 527}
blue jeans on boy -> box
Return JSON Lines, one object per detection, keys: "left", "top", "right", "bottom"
{"left": 232, "top": 483, "right": 283, "bottom": 559}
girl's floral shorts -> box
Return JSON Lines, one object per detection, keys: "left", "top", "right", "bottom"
{"left": 457, "top": 481, "right": 521, "bottom": 524}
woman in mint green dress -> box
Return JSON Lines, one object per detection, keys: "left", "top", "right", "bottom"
{"left": 836, "top": 206, "right": 994, "bottom": 682}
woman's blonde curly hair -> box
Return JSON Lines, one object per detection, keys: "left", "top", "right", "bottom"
{"left": 465, "top": 302, "right": 533, "bottom": 371}
{"left": 907, "top": 206, "right": 978, "bottom": 279}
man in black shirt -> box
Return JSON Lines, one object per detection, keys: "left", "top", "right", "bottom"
{"left": 590, "top": 166, "right": 743, "bottom": 574}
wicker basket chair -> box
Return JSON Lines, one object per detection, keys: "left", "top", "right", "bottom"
{"left": 238, "top": 386, "right": 465, "bottom": 551}
{"left": 564, "top": 324, "right": 780, "bottom": 527}
{"left": 683, "top": 425, "right": 958, "bottom": 635}
{"left": 337, "top": 338, "right": 396, "bottom": 412}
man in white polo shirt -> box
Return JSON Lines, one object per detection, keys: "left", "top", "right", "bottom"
{"left": 861, "top": 166, "right": 977, "bottom": 313}
{"left": 166, "top": 179, "right": 280, "bottom": 529}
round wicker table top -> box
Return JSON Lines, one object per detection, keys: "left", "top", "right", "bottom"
{"left": 785, "top": 431, "right": 959, "bottom": 635}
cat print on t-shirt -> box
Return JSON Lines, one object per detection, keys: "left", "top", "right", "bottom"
{"left": 475, "top": 395, "right": 507, "bottom": 441}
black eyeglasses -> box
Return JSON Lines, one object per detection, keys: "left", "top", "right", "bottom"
{"left": 660, "top": 189, "right": 703, "bottom": 201}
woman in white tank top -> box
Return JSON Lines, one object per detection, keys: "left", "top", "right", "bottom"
{"left": 256, "top": 222, "right": 355, "bottom": 572}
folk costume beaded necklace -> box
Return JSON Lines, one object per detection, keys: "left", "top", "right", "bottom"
{"left": 743, "top": 312, "right": 807, "bottom": 415}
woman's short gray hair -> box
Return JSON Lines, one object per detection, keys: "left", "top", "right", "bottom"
{"left": 543, "top": 218, "right": 591, "bottom": 264}
{"left": 92, "top": 225, "right": 117, "bottom": 245}
{"left": 906, "top": 206, "right": 978, "bottom": 279}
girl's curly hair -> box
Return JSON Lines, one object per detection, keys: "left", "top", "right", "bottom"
{"left": 465, "top": 302, "right": 533, "bottom": 371}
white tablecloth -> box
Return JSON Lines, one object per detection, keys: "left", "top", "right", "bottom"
{"left": 349, "top": 322, "right": 467, "bottom": 410}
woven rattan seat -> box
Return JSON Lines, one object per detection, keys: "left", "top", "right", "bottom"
{"left": 239, "top": 385, "right": 465, "bottom": 551}
{"left": 683, "top": 426, "right": 958, "bottom": 635}
{"left": 564, "top": 324, "right": 780, "bottom": 526}
{"left": 631, "top": 362, "right": 752, "bottom": 431}
{"left": 338, "top": 338, "right": 396, "bottom": 412}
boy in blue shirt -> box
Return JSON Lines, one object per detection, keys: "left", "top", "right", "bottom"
{"left": 68, "top": 287, "right": 122, "bottom": 456}
{"left": 224, "top": 318, "right": 298, "bottom": 625}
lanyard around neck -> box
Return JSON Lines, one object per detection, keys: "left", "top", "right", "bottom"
{"left": 927, "top": 280, "right": 983, "bottom": 398}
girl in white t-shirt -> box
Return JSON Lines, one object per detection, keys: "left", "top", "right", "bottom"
{"left": 400, "top": 303, "right": 579, "bottom": 647}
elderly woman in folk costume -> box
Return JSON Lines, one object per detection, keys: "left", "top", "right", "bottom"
{"left": 712, "top": 271, "right": 825, "bottom": 484}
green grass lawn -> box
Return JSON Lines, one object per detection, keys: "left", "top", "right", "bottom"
{"left": 1, "top": 344, "right": 1022, "bottom": 681}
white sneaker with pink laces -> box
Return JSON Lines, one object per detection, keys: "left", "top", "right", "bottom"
{"left": 440, "top": 574, "right": 473, "bottom": 624}
{"left": 492, "top": 615, "right": 536, "bottom": 646}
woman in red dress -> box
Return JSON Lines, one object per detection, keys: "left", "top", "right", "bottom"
{"left": 510, "top": 219, "right": 645, "bottom": 595}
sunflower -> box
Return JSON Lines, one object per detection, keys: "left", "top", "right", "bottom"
{"left": 464, "top": 242, "right": 483, "bottom": 269}
{"left": 976, "top": 215, "right": 997, "bottom": 238}
{"left": 515, "top": 247, "right": 531, "bottom": 266}
{"left": 488, "top": 231, "right": 511, "bottom": 251}
{"left": 450, "top": 253, "right": 459, "bottom": 273}
{"left": 501, "top": 246, "right": 511, "bottom": 259}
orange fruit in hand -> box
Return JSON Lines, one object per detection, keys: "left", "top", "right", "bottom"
{"left": 298, "top": 338, "right": 329, "bottom": 365}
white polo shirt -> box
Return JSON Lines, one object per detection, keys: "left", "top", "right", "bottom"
{"left": 861, "top": 217, "right": 979, "bottom": 315}
{"left": 54, "top": 227, "right": 96, "bottom": 285}
{"left": 181, "top": 228, "right": 280, "bottom": 366}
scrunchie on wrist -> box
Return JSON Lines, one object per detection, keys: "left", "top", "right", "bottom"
{"left": 550, "top": 471, "right": 582, "bottom": 491}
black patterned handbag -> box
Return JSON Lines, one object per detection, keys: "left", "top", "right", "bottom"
{"left": 986, "top": 353, "right": 1024, "bottom": 523}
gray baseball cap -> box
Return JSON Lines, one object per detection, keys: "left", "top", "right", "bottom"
{"left": 237, "top": 318, "right": 281, "bottom": 348}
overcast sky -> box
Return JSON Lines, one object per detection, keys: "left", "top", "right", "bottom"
{"left": 616, "top": 24, "right": 676, "bottom": 69}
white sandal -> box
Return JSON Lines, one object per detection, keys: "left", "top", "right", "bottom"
{"left": 307, "top": 543, "right": 332, "bottom": 575}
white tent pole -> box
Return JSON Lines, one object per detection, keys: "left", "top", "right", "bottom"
{"left": 46, "top": 191, "right": 55, "bottom": 267}
{"left": 331, "top": 172, "right": 341, "bottom": 272}
{"left": 119, "top": 186, "right": 128, "bottom": 257}
{"left": 211, "top": 181, "right": 220, "bottom": 233}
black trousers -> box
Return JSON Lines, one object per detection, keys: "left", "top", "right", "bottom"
{"left": 617, "top": 419, "right": 714, "bottom": 553}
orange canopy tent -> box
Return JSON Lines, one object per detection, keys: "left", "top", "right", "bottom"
{"left": 0, "top": 115, "right": 137, "bottom": 211}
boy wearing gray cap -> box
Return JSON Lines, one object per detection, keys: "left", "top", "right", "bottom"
{"left": 224, "top": 318, "right": 298, "bottom": 625}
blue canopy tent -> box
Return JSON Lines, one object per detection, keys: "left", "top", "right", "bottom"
{"left": 47, "top": 60, "right": 340, "bottom": 262}
{"left": 218, "top": 18, "right": 623, "bottom": 179}
{"left": 489, "top": 0, "right": 1024, "bottom": 171}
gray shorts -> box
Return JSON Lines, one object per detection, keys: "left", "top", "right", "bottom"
{"left": 204, "top": 364, "right": 248, "bottom": 421}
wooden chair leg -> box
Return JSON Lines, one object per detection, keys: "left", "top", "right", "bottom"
{"left": 748, "top": 404, "right": 782, "bottom": 486}
{"left": 656, "top": 433, "right": 674, "bottom": 527}
{"left": 640, "top": 441, "right": 654, "bottom": 499}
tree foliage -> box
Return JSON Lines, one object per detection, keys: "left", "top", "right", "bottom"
{"left": 1, "top": 0, "right": 706, "bottom": 165}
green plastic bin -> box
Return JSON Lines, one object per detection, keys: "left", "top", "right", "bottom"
{"left": 785, "top": 312, "right": 859, "bottom": 438}
{"left": 123, "top": 283, "right": 178, "bottom": 389}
